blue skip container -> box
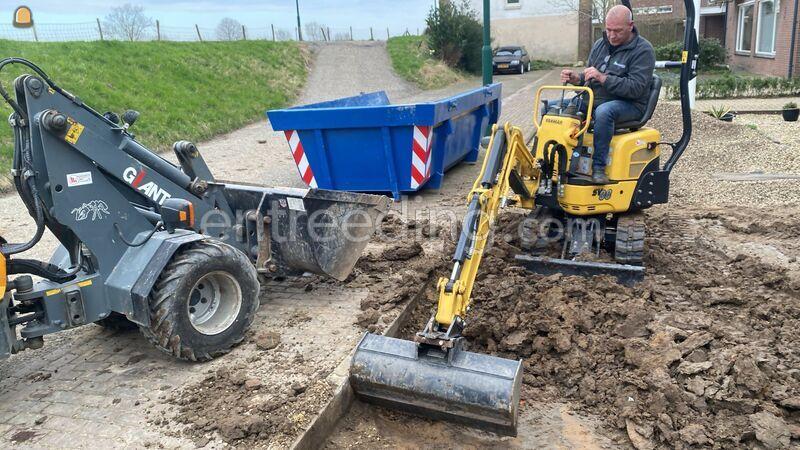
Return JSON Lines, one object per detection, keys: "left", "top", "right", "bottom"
{"left": 267, "top": 84, "right": 501, "bottom": 200}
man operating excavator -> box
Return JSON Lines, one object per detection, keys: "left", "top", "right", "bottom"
{"left": 556, "top": 5, "right": 656, "bottom": 184}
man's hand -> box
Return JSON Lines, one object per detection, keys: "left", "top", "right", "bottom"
{"left": 560, "top": 69, "right": 581, "bottom": 85}
{"left": 584, "top": 67, "right": 608, "bottom": 84}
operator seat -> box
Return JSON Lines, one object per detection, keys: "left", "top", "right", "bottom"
{"left": 612, "top": 74, "right": 662, "bottom": 132}
{"left": 582, "top": 74, "right": 662, "bottom": 133}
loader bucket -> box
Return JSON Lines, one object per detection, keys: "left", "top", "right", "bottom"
{"left": 349, "top": 333, "right": 522, "bottom": 436}
{"left": 265, "top": 188, "right": 390, "bottom": 281}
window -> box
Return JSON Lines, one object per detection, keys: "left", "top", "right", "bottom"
{"left": 505, "top": 0, "right": 522, "bottom": 9}
{"left": 496, "top": 49, "right": 522, "bottom": 56}
{"left": 756, "top": 0, "right": 777, "bottom": 55}
{"left": 633, "top": 5, "right": 674, "bottom": 15}
{"left": 737, "top": 2, "right": 754, "bottom": 52}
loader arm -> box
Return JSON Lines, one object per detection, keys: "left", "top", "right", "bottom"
{"left": 433, "top": 123, "right": 540, "bottom": 328}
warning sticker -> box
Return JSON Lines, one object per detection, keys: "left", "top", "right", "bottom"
{"left": 286, "top": 197, "right": 306, "bottom": 212}
{"left": 65, "top": 119, "right": 85, "bottom": 145}
{"left": 67, "top": 171, "right": 93, "bottom": 187}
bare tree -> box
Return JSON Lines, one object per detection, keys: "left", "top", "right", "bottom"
{"left": 550, "top": 0, "right": 613, "bottom": 25}
{"left": 333, "top": 32, "right": 351, "bottom": 41}
{"left": 104, "top": 4, "right": 154, "bottom": 41}
{"left": 216, "top": 17, "right": 243, "bottom": 41}
{"left": 304, "top": 22, "right": 327, "bottom": 41}
{"left": 274, "top": 29, "right": 294, "bottom": 41}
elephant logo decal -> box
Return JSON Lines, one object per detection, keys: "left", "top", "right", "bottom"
{"left": 71, "top": 200, "right": 111, "bottom": 222}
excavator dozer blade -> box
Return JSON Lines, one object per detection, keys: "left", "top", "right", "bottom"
{"left": 349, "top": 333, "right": 522, "bottom": 436}
{"left": 515, "top": 254, "right": 644, "bottom": 286}
{"left": 266, "top": 188, "right": 390, "bottom": 281}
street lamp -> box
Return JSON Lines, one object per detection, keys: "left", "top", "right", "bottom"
{"left": 482, "top": 0, "right": 492, "bottom": 86}
{"left": 296, "top": 0, "right": 303, "bottom": 41}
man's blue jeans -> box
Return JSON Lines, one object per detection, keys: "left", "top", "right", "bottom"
{"left": 542, "top": 98, "right": 642, "bottom": 172}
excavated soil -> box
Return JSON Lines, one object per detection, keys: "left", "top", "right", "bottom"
{"left": 328, "top": 204, "right": 800, "bottom": 449}
{"left": 155, "top": 214, "right": 450, "bottom": 448}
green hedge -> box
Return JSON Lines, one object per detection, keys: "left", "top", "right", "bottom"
{"left": 665, "top": 74, "right": 800, "bottom": 99}
{"left": 655, "top": 38, "right": 726, "bottom": 68}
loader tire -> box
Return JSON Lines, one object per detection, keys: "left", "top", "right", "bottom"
{"left": 95, "top": 312, "right": 138, "bottom": 331}
{"left": 139, "top": 240, "right": 260, "bottom": 362}
{"left": 614, "top": 212, "right": 645, "bottom": 264}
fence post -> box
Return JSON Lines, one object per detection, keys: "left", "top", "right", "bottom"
{"left": 156, "top": 20, "right": 161, "bottom": 41}
{"left": 386, "top": 27, "right": 390, "bottom": 40}
{"left": 320, "top": 27, "right": 326, "bottom": 41}
{"left": 370, "top": 27, "right": 374, "bottom": 41}
{"left": 272, "top": 24, "right": 276, "bottom": 41}
{"left": 327, "top": 27, "right": 331, "bottom": 41}
{"left": 195, "top": 24, "right": 203, "bottom": 42}
{"left": 96, "top": 18, "right": 104, "bottom": 40}
{"left": 32, "top": 24, "right": 38, "bottom": 42}
{"left": 242, "top": 25, "right": 247, "bottom": 40}
{"left": 350, "top": 26, "right": 353, "bottom": 41}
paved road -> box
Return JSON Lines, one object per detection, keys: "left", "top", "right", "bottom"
{"left": 0, "top": 41, "right": 560, "bottom": 449}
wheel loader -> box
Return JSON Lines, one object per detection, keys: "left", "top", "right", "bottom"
{"left": 0, "top": 58, "right": 388, "bottom": 361}
{"left": 350, "top": 0, "right": 699, "bottom": 435}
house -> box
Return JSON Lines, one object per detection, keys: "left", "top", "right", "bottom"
{"left": 622, "top": 0, "right": 799, "bottom": 78}
{"left": 469, "top": 0, "right": 581, "bottom": 63}
{"left": 722, "top": 0, "right": 800, "bottom": 78}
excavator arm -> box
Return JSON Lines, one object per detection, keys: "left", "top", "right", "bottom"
{"left": 350, "top": 123, "right": 530, "bottom": 435}
{"left": 420, "top": 123, "right": 541, "bottom": 340}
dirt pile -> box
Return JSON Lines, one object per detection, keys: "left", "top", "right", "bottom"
{"left": 158, "top": 364, "right": 332, "bottom": 447}
{"left": 344, "top": 215, "right": 452, "bottom": 333}
{"left": 458, "top": 207, "right": 800, "bottom": 449}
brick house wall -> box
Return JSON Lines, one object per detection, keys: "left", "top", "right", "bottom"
{"left": 725, "top": 0, "right": 800, "bottom": 77}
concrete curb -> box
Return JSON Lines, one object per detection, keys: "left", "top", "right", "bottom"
{"left": 290, "top": 280, "right": 430, "bottom": 450}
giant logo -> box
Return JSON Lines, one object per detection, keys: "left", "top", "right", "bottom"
{"left": 123, "top": 167, "right": 172, "bottom": 205}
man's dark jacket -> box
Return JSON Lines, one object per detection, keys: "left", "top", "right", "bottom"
{"left": 579, "top": 29, "right": 656, "bottom": 113}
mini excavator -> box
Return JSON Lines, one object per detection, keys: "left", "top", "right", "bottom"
{"left": 350, "top": 0, "right": 699, "bottom": 435}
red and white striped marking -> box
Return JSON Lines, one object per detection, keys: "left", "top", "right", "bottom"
{"left": 284, "top": 130, "right": 317, "bottom": 188}
{"left": 410, "top": 125, "right": 433, "bottom": 189}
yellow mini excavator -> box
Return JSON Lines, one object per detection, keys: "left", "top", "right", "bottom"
{"left": 350, "top": 0, "right": 699, "bottom": 435}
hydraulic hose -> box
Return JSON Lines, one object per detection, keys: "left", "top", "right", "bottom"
{"left": 8, "top": 257, "right": 81, "bottom": 283}
{"left": 0, "top": 59, "right": 52, "bottom": 256}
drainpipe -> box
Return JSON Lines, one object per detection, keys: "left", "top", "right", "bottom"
{"left": 788, "top": 0, "right": 800, "bottom": 78}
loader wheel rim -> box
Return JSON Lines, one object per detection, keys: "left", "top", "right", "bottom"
{"left": 187, "top": 271, "right": 242, "bottom": 335}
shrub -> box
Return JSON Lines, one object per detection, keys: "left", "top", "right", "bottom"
{"left": 425, "top": 0, "right": 483, "bottom": 74}
{"left": 655, "top": 37, "right": 726, "bottom": 68}
{"left": 665, "top": 75, "right": 800, "bottom": 99}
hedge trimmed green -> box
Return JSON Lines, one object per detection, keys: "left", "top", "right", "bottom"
{"left": 655, "top": 38, "right": 726, "bottom": 68}
{"left": 665, "top": 74, "right": 800, "bottom": 99}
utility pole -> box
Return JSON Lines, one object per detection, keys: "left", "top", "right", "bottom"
{"left": 295, "top": 0, "right": 303, "bottom": 41}
{"left": 482, "top": 0, "right": 492, "bottom": 86}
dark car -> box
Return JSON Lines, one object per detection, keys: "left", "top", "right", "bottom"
{"left": 492, "top": 46, "right": 531, "bottom": 75}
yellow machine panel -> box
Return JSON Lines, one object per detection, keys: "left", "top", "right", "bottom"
{"left": 531, "top": 91, "right": 662, "bottom": 217}
{"left": 0, "top": 254, "right": 6, "bottom": 298}
{"left": 558, "top": 180, "right": 639, "bottom": 215}
{"left": 582, "top": 128, "right": 661, "bottom": 181}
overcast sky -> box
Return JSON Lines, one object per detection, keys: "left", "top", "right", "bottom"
{"left": 11, "top": 1, "right": 438, "bottom": 33}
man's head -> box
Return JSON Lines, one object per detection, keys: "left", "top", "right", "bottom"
{"left": 605, "top": 5, "right": 634, "bottom": 47}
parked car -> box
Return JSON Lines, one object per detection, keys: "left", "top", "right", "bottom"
{"left": 492, "top": 46, "right": 532, "bottom": 75}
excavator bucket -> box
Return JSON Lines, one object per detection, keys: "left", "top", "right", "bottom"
{"left": 265, "top": 188, "right": 390, "bottom": 281}
{"left": 350, "top": 333, "right": 522, "bottom": 436}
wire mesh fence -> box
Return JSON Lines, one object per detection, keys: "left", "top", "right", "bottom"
{"left": 0, "top": 21, "right": 421, "bottom": 43}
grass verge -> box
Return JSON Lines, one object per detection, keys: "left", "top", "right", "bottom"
{"left": 0, "top": 39, "right": 308, "bottom": 179}
{"left": 386, "top": 35, "right": 464, "bottom": 89}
